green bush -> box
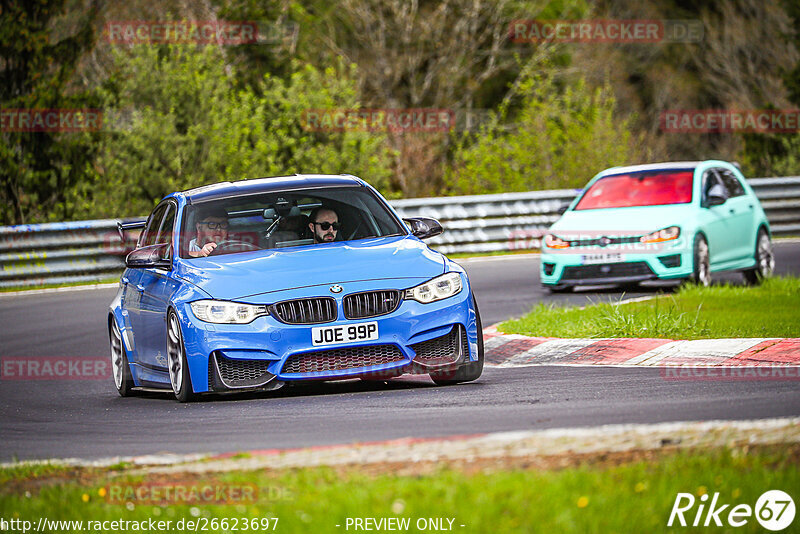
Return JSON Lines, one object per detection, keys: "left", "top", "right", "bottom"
{"left": 446, "top": 74, "right": 634, "bottom": 195}
{"left": 74, "top": 45, "right": 394, "bottom": 218}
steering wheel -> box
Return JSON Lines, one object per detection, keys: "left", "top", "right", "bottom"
{"left": 210, "top": 239, "right": 261, "bottom": 255}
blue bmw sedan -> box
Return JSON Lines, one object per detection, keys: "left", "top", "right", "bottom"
{"left": 109, "top": 175, "right": 483, "bottom": 401}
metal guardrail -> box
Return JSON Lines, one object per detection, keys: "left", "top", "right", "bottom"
{"left": 1, "top": 177, "right": 799, "bottom": 288}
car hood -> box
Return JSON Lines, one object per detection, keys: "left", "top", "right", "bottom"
{"left": 174, "top": 235, "right": 445, "bottom": 300}
{"left": 550, "top": 204, "right": 694, "bottom": 234}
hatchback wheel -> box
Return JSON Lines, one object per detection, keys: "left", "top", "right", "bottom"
{"left": 691, "top": 235, "right": 710, "bottom": 287}
{"left": 167, "top": 311, "right": 194, "bottom": 402}
{"left": 743, "top": 228, "right": 774, "bottom": 285}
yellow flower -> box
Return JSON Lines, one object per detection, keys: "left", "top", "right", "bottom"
{"left": 98, "top": 487, "right": 107, "bottom": 497}
{"left": 81, "top": 493, "right": 90, "bottom": 503}
{"left": 634, "top": 482, "right": 646, "bottom": 493}
{"left": 696, "top": 486, "right": 707, "bottom": 497}
{"left": 577, "top": 496, "right": 589, "bottom": 508}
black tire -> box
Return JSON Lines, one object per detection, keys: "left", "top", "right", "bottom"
{"left": 690, "top": 234, "right": 711, "bottom": 287}
{"left": 544, "top": 284, "right": 573, "bottom": 293}
{"left": 743, "top": 228, "right": 774, "bottom": 285}
{"left": 110, "top": 318, "right": 135, "bottom": 397}
{"left": 167, "top": 310, "right": 195, "bottom": 402}
{"left": 430, "top": 295, "right": 484, "bottom": 385}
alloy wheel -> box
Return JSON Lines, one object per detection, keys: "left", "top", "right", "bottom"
{"left": 167, "top": 313, "right": 184, "bottom": 394}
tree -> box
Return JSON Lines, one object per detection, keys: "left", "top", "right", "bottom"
{"left": 76, "top": 44, "right": 393, "bottom": 218}
{"left": 0, "top": 0, "right": 100, "bottom": 225}
{"left": 446, "top": 74, "right": 634, "bottom": 194}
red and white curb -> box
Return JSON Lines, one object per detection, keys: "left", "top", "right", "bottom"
{"left": 482, "top": 325, "right": 800, "bottom": 368}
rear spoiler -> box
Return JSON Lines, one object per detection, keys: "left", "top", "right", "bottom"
{"left": 117, "top": 219, "right": 147, "bottom": 241}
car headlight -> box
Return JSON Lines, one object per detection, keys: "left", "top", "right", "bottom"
{"left": 640, "top": 226, "right": 680, "bottom": 243}
{"left": 404, "top": 273, "right": 463, "bottom": 304}
{"left": 190, "top": 300, "right": 268, "bottom": 324}
{"left": 544, "top": 234, "right": 570, "bottom": 249}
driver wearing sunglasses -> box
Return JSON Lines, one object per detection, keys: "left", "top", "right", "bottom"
{"left": 308, "top": 207, "right": 340, "bottom": 244}
{"left": 188, "top": 206, "right": 229, "bottom": 257}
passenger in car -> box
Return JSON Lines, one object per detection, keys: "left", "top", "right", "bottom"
{"left": 188, "top": 206, "right": 229, "bottom": 257}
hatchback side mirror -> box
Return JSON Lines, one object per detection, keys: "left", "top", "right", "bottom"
{"left": 403, "top": 217, "right": 444, "bottom": 240}
{"left": 704, "top": 184, "right": 728, "bottom": 208}
{"left": 126, "top": 243, "right": 172, "bottom": 270}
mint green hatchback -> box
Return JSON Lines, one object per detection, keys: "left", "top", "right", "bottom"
{"left": 540, "top": 161, "right": 774, "bottom": 292}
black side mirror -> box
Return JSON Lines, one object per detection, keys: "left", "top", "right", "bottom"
{"left": 403, "top": 217, "right": 444, "bottom": 240}
{"left": 126, "top": 243, "right": 172, "bottom": 270}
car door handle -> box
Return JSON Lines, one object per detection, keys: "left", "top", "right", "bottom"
{"left": 121, "top": 276, "right": 129, "bottom": 285}
{"left": 729, "top": 208, "right": 735, "bottom": 214}
{"left": 136, "top": 284, "right": 145, "bottom": 292}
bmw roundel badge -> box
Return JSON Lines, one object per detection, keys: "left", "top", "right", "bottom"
{"left": 330, "top": 284, "right": 343, "bottom": 293}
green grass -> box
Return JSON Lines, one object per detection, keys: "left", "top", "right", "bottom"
{"left": 0, "top": 446, "right": 796, "bottom": 533}
{"left": 502, "top": 276, "right": 800, "bottom": 339}
{"left": 0, "top": 277, "right": 120, "bottom": 293}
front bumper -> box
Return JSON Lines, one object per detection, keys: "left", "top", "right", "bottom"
{"left": 540, "top": 240, "right": 693, "bottom": 286}
{"left": 175, "top": 278, "right": 479, "bottom": 393}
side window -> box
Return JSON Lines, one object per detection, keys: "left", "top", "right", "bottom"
{"left": 140, "top": 204, "right": 168, "bottom": 247}
{"left": 702, "top": 170, "right": 724, "bottom": 200}
{"left": 156, "top": 204, "right": 176, "bottom": 245}
{"left": 718, "top": 169, "right": 745, "bottom": 198}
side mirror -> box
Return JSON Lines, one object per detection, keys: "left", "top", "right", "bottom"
{"left": 704, "top": 184, "right": 728, "bottom": 207}
{"left": 125, "top": 243, "right": 172, "bottom": 270}
{"left": 403, "top": 217, "right": 444, "bottom": 240}
{"left": 556, "top": 203, "right": 570, "bottom": 215}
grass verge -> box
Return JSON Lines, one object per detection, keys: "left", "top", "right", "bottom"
{"left": 0, "top": 277, "right": 120, "bottom": 294}
{"left": 501, "top": 276, "right": 800, "bottom": 339}
{"left": 0, "top": 445, "right": 796, "bottom": 533}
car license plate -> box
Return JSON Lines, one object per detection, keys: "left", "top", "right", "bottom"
{"left": 311, "top": 321, "right": 379, "bottom": 346}
{"left": 581, "top": 253, "right": 624, "bottom": 264}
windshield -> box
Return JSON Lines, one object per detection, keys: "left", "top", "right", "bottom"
{"left": 180, "top": 186, "right": 405, "bottom": 258}
{"left": 574, "top": 170, "right": 694, "bottom": 210}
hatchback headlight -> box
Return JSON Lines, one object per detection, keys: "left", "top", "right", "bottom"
{"left": 190, "top": 300, "right": 268, "bottom": 324}
{"left": 544, "top": 234, "right": 570, "bottom": 249}
{"left": 405, "top": 273, "right": 463, "bottom": 303}
{"left": 640, "top": 226, "right": 680, "bottom": 243}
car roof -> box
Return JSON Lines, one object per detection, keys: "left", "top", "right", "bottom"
{"left": 182, "top": 174, "right": 364, "bottom": 204}
{"left": 598, "top": 161, "right": 705, "bottom": 176}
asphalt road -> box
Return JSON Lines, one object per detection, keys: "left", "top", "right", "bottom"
{"left": 0, "top": 241, "right": 798, "bottom": 461}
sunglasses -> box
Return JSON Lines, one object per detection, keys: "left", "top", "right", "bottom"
{"left": 313, "top": 222, "right": 340, "bottom": 231}
{"left": 200, "top": 221, "right": 229, "bottom": 230}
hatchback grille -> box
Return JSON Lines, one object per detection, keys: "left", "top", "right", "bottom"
{"left": 562, "top": 262, "right": 654, "bottom": 280}
{"left": 411, "top": 325, "right": 467, "bottom": 366}
{"left": 212, "top": 353, "right": 274, "bottom": 388}
{"left": 281, "top": 345, "right": 405, "bottom": 374}
{"left": 271, "top": 297, "right": 336, "bottom": 324}
{"left": 343, "top": 290, "right": 401, "bottom": 319}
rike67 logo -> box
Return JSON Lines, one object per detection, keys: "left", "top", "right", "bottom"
{"left": 668, "top": 490, "right": 795, "bottom": 531}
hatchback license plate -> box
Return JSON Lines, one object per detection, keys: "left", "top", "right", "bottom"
{"left": 312, "top": 322, "right": 379, "bottom": 346}
{"left": 581, "top": 253, "right": 624, "bottom": 264}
